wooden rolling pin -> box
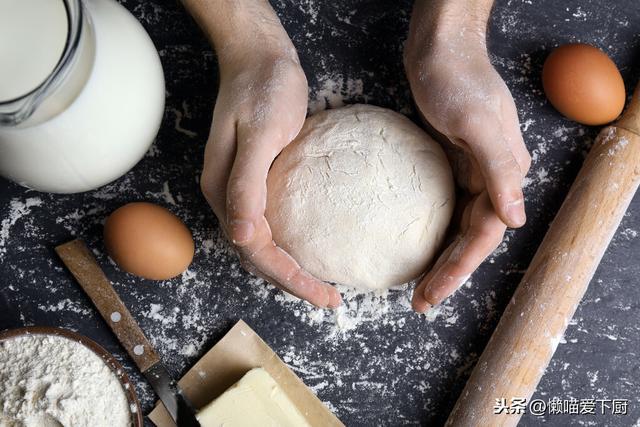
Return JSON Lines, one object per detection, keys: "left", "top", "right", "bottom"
{"left": 446, "top": 85, "right": 640, "bottom": 427}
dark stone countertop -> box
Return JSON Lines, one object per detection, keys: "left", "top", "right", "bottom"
{"left": 1, "top": 0, "right": 639, "bottom": 426}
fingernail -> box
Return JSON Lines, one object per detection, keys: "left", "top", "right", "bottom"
{"left": 506, "top": 199, "right": 526, "bottom": 227}
{"left": 424, "top": 281, "right": 439, "bottom": 303}
{"left": 414, "top": 302, "right": 432, "bottom": 314}
{"left": 424, "top": 277, "right": 447, "bottom": 305}
{"left": 424, "top": 291, "right": 441, "bottom": 307}
{"left": 230, "top": 220, "right": 255, "bottom": 244}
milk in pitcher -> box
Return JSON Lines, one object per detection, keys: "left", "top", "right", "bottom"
{"left": 0, "top": 0, "right": 165, "bottom": 193}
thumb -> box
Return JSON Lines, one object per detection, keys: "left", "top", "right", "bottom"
{"left": 463, "top": 117, "right": 526, "bottom": 228}
{"left": 225, "top": 127, "right": 283, "bottom": 245}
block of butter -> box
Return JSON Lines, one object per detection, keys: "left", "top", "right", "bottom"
{"left": 196, "top": 367, "right": 312, "bottom": 427}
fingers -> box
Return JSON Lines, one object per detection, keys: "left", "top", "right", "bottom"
{"left": 224, "top": 125, "right": 282, "bottom": 245}
{"left": 224, "top": 122, "right": 341, "bottom": 308}
{"left": 501, "top": 95, "right": 532, "bottom": 176}
{"left": 412, "top": 192, "right": 506, "bottom": 312}
{"left": 199, "top": 56, "right": 332, "bottom": 308}
{"left": 448, "top": 137, "right": 485, "bottom": 194}
{"left": 238, "top": 217, "right": 342, "bottom": 308}
{"left": 200, "top": 113, "right": 237, "bottom": 223}
{"left": 202, "top": 123, "right": 342, "bottom": 308}
{"left": 459, "top": 114, "right": 527, "bottom": 229}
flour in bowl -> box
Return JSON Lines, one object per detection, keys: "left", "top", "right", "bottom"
{"left": 0, "top": 334, "right": 131, "bottom": 426}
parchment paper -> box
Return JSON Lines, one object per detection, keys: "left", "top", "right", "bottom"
{"left": 148, "top": 320, "right": 344, "bottom": 427}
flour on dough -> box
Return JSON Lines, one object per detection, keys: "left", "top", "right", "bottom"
{"left": 266, "top": 104, "right": 455, "bottom": 290}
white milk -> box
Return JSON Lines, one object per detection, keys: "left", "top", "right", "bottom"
{"left": 0, "top": 0, "right": 165, "bottom": 193}
{"left": 0, "top": 0, "right": 68, "bottom": 101}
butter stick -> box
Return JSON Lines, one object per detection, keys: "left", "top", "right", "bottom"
{"left": 197, "top": 368, "right": 311, "bottom": 427}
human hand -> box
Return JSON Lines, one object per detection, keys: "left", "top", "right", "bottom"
{"left": 404, "top": 2, "right": 531, "bottom": 312}
{"left": 200, "top": 39, "right": 342, "bottom": 309}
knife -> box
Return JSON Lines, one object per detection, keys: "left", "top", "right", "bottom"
{"left": 56, "top": 239, "right": 201, "bottom": 427}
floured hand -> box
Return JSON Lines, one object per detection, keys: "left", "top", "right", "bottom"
{"left": 404, "top": 0, "right": 531, "bottom": 312}
{"left": 196, "top": 2, "right": 342, "bottom": 309}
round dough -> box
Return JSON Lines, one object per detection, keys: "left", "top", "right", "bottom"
{"left": 266, "top": 104, "right": 455, "bottom": 290}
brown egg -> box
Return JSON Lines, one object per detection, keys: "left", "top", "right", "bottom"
{"left": 104, "top": 202, "right": 194, "bottom": 280}
{"left": 542, "top": 43, "right": 625, "bottom": 125}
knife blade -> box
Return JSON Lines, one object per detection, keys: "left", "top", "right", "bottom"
{"left": 56, "top": 239, "right": 202, "bottom": 427}
{"left": 144, "top": 363, "right": 201, "bottom": 426}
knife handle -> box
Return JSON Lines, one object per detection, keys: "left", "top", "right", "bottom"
{"left": 56, "top": 239, "right": 160, "bottom": 372}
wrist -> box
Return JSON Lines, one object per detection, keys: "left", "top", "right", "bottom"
{"left": 405, "top": 0, "right": 490, "bottom": 65}
{"left": 214, "top": 20, "right": 294, "bottom": 62}
{"left": 182, "top": 0, "right": 296, "bottom": 65}
{"left": 217, "top": 40, "right": 301, "bottom": 84}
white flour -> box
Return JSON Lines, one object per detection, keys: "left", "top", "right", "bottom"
{"left": 308, "top": 74, "right": 364, "bottom": 114}
{"left": 0, "top": 197, "right": 43, "bottom": 257}
{"left": 0, "top": 335, "right": 131, "bottom": 427}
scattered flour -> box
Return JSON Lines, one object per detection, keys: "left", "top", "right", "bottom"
{"left": 0, "top": 198, "right": 42, "bottom": 257}
{"left": 620, "top": 228, "right": 638, "bottom": 240}
{"left": 248, "top": 277, "right": 469, "bottom": 342}
{"left": 308, "top": 75, "right": 364, "bottom": 114}
{"left": 144, "top": 181, "right": 181, "bottom": 206}
{"left": 36, "top": 299, "right": 93, "bottom": 317}
{"left": 169, "top": 100, "right": 197, "bottom": 138}
{"left": 0, "top": 334, "right": 131, "bottom": 426}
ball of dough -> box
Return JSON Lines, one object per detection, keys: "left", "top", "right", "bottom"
{"left": 266, "top": 104, "right": 455, "bottom": 290}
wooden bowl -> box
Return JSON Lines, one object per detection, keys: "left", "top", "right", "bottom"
{"left": 0, "top": 326, "right": 143, "bottom": 427}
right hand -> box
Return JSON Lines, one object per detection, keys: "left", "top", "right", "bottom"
{"left": 200, "top": 44, "right": 342, "bottom": 309}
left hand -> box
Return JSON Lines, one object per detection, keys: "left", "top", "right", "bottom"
{"left": 200, "top": 36, "right": 343, "bottom": 309}
{"left": 404, "top": 6, "right": 531, "bottom": 312}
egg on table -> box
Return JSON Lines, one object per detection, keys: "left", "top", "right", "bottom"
{"left": 542, "top": 43, "right": 626, "bottom": 125}
{"left": 104, "top": 202, "right": 195, "bottom": 280}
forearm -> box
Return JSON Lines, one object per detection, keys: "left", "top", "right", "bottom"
{"left": 407, "top": 0, "right": 494, "bottom": 56}
{"left": 180, "top": 0, "right": 294, "bottom": 63}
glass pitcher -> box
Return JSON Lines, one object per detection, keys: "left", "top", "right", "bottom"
{"left": 0, "top": 0, "right": 165, "bottom": 193}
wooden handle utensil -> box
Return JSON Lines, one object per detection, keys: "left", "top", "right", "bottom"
{"left": 446, "top": 86, "right": 640, "bottom": 426}
{"left": 56, "top": 239, "right": 201, "bottom": 426}
{"left": 56, "top": 239, "right": 161, "bottom": 371}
